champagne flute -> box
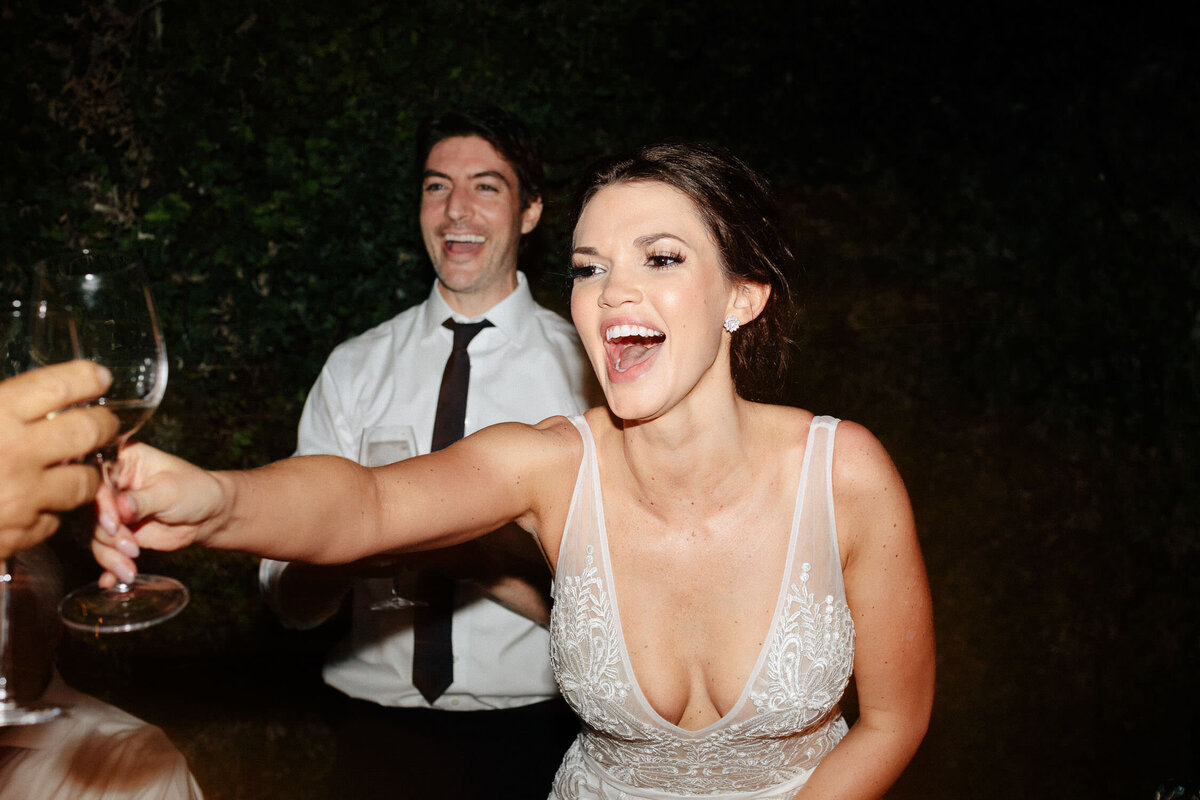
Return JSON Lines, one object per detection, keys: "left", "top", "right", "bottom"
{"left": 358, "top": 425, "right": 425, "bottom": 611}
{"left": 30, "top": 249, "right": 188, "bottom": 634}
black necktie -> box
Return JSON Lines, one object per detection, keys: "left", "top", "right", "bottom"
{"left": 412, "top": 318, "right": 492, "bottom": 703}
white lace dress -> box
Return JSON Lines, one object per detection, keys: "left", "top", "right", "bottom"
{"left": 549, "top": 415, "right": 855, "bottom": 799}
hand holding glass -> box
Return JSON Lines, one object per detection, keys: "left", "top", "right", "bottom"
{"left": 31, "top": 250, "right": 188, "bottom": 634}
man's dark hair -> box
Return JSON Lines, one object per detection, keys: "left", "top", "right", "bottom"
{"left": 417, "top": 107, "right": 545, "bottom": 210}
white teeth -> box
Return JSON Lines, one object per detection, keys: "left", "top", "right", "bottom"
{"left": 444, "top": 233, "right": 485, "bottom": 243}
{"left": 605, "top": 324, "right": 665, "bottom": 342}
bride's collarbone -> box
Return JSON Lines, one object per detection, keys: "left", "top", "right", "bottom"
{"left": 607, "top": 482, "right": 794, "bottom": 547}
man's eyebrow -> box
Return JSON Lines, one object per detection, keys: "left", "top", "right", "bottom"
{"left": 421, "top": 169, "right": 512, "bottom": 187}
{"left": 470, "top": 170, "right": 512, "bottom": 186}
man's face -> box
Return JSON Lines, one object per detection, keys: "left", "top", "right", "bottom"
{"left": 419, "top": 135, "right": 543, "bottom": 316}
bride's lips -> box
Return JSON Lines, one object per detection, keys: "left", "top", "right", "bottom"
{"left": 603, "top": 321, "right": 665, "bottom": 381}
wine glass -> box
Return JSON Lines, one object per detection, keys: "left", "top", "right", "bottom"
{"left": 0, "top": 300, "right": 64, "bottom": 724}
{"left": 358, "top": 425, "right": 424, "bottom": 611}
{"left": 29, "top": 248, "right": 189, "bottom": 634}
{"left": 0, "top": 557, "right": 63, "bottom": 725}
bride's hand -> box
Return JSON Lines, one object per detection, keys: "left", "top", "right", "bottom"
{"left": 92, "top": 442, "right": 227, "bottom": 587}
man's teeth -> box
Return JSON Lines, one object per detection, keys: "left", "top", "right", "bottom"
{"left": 605, "top": 324, "right": 665, "bottom": 341}
{"left": 444, "top": 233, "right": 486, "bottom": 243}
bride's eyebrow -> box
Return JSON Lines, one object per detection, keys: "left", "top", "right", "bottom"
{"left": 633, "top": 233, "right": 690, "bottom": 249}
{"left": 572, "top": 233, "right": 689, "bottom": 256}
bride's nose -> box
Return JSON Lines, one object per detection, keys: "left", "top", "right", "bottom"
{"left": 597, "top": 265, "right": 641, "bottom": 308}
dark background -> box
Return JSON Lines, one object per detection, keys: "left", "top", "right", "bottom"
{"left": 3, "top": 1, "right": 1198, "bottom": 797}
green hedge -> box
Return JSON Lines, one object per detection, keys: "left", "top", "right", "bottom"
{"left": 2, "top": 2, "right": 1197, "bottom": 796}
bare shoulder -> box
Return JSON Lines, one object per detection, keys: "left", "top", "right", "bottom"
{"left": 467, "top": 415, "right": 584, "bottom": 474}
{"left": 744, "top": 401, "right": 812, "bottom": 432}
{"left": 493, "top": 414, "right": 588, "bottom": 556}
{"left": 830, "top": 419, "right": 903, "bottom": 493}
{"left": 532, "top": 413, "right": 588, "bottom": 444}
{"left": 828, "top": 419, "right": 913, "bottom": 563}
{"left": 529, "top": 414, "right": 586, "bottom": 468}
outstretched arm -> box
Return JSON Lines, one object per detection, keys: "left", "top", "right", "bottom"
{"left": 92, "top": 418, "right": 579, "bottom": 587}
{"left": 796, "top": 421, "right": 935, "bottom": 799}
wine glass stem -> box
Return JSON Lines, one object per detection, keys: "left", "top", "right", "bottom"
{"left": 96, "top": 444, "right": 120, "bottom": 489}
{"left": 95, "top": 447, "right": 132, "bottom": 595}
{"left": 0, "top": 558, "right": 16, "bottom": 704}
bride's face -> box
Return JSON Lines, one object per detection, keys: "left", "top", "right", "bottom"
{"left": 569, "top": 181, "right": 740, "bottom": 422}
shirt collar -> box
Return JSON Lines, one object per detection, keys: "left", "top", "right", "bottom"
{"left": 420, "top": 271, "right": 538, "bottom": 343}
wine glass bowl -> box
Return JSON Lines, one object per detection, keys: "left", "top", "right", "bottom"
{"left": 31, "top": 252, "right": 167, "bottom": 453}
{"left": 358, "top": 426, "right": 425, "bottom": 612}
{"left": 30, "top": 249, "right": 188, "bottom": 634}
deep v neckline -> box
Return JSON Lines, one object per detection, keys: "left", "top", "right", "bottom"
{"left": 580, "top": 417, "right": 818, "bottom": 736}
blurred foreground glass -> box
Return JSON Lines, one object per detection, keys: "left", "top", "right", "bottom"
{"left": 0, "top": 303, "right": 63, "bottom": 723}
{"left": 30, "top": 249, "right": 188, "bottom": 634}
{"left": 0, "top": 557, "right": 61, "bottom": 725}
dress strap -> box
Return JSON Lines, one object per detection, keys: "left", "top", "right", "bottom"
{"left": 803, "top": 415, "right": 844, "bottom": 575}
{"left": 553, "top": 415, "right": 599, "bottom": 579}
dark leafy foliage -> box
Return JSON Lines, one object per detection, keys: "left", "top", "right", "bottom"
{"left": 2, "top": 1, "right": 1196, "bottom": 797}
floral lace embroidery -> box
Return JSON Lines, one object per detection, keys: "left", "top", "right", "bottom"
{"left": 551, "top": 556, "right": 855, "bottom": 797}
{"left": 551, "top": 546, "right": 633, "bottom": 715}
{"left": 749, "top": 562, "right": 855, "bottom": 728}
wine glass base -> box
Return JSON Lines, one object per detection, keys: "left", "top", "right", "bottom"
{"left": 0, "top": 699, "right": 62, "bottom": 727}
{"left": 368, "top": 597, "right": 426, "bottom": 611}
{"left": 59, "top": 574, "right": 189, "bottom": 634}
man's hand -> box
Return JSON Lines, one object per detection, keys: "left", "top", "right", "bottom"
{"left": 0, "top": 361, "right": 116, "bottom": 559}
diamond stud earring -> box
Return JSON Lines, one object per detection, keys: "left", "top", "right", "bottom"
{"left": 723, "top": 315, "right": 740, "bottom": 333}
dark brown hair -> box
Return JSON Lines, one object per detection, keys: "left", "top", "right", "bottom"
{"left": 570, "top": 142, "right": 798, "bottom": 402}
{"left": 417, "top": 106, "right": 544, "bottom": 210}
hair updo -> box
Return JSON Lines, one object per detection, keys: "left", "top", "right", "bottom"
{"left": 569, "top": 142, "right": 798, "bottom": 403}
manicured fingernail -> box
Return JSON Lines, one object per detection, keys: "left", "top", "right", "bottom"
{"left": 116, "top": 564, "right": 136, "bottom": 584}
{"left": 116, "top": 538, "right": 140, "bottom": 558}
{"left": 99, "top": 512, "right": 117, "bottom": 536}
{"left": 94, "top": 364, "right": 112, "bottom": 385}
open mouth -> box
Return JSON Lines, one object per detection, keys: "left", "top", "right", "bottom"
{"left": 605, "top": 324, "right": 665, "bottom": 374}
{"left": 443, "top": 232, "right": 486, "bottom": 255}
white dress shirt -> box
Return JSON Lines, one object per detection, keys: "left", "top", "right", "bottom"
{"left": 259, "top": 272, "right": 597, "bottom": 710}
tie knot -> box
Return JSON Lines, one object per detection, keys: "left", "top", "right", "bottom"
{"left": 442, "top": 318, "right": 493, "bottom": 351}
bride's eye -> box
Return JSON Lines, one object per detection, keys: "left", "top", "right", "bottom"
{"left": 647, "top": 251, "right": 684, "bottom": 269}
{"left": 569, "top": 263, "right": 601, "bottom": 280}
